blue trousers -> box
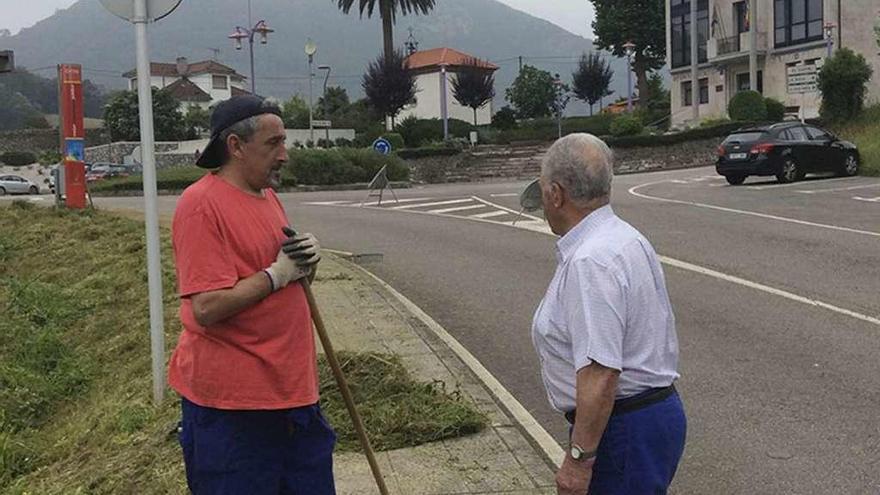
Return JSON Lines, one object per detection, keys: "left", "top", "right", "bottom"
{"left": 179, "top": 397, "right": 336, "bottom": 495}
{"left": 583, "top": 391, "right": 687, "bottom": 494}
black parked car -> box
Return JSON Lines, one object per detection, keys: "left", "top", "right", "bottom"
{"left": 716, "top": 122, "right": 859, "bottom": 185}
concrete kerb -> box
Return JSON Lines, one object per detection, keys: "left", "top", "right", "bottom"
{"left": 335, "top": 254, "right": 565, "bottom": 470}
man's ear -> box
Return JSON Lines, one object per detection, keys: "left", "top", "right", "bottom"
{"left": 551, "top": 182, "right": 565, "bottom": 209}
{"left": 227, "top": 134, "right": 245, "bottom": 161}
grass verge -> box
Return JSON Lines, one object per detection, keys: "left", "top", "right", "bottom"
{"left": 830, "top": 104, "right": 880, "bottom": 176}
{"left": 0, "top": 202, "right": 485, "bottom": 494}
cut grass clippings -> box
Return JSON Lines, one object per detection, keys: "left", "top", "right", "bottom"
{"left": 0, "top": 202, "right": 486, "bottom": 494}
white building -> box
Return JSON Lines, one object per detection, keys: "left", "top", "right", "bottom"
{"left": 123, "top": 58, "right": 250, "bottom": 111}
{"left": 667, "top": 0, "right": 880, "bottom": 126}
{"left": 398, "top": 47, "right": 499, "bottom": 126}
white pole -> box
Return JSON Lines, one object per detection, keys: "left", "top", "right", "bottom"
{"left": 750, "top": 0, "right": 758, "bottom": 92}
{"left": 440, "top": 64, "right": 449, "bottom": 140}
{"left": 308, "top": 55, "right": 314, "bottom": 143}
{"left": 691, "top": 0, "right": 699, "bottom": 122}
{"left": 134, "top": 0, "right": 166, "bottom": 405}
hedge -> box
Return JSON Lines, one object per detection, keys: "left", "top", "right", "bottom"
{"left": 489, "top": 115, "right": 614, "bottom": 144}
{"left": 88, "top": 167, "right": 296, "bottom": 193}
{"left": 395, "top": 117, "right": 474, "bottom": 148}
{"left": 1, "top": 151, "right": 38, "bottom": 167}
{"left": 605, "top": 121, "right": 765, "bottom": 148}
{"left": 397, "top": 146, "right": 463, "bottom": 160}
{"left": 288, "top": 148, "right": 409, "bottom": 185}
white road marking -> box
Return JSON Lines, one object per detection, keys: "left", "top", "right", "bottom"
{"left": 629, "top": 180, "right": 880, "bottom": 238}
{"left": 798, "top": 183, "right": 880, "bottom": 194}
{"left": 853, "top": 196, "right": 880, "bottom": 203}
{"left": 660, "top": 256, "right": 880, "bottom": 328}
{"left": 489, "top": 193, "right": 519, "bottom": 197}
{"left": 303, "top": 200, "right": 353, "bottom": 206}
{"left": 392, "top": 198, "right": 472, "bottom": 210}
{"left": 361, "top": 196, "right": 434, "bottom": 207}
{"left": 428, "top": 204, "right": 486, "bottom": 214}
{"left": 470, "top": 210, "right": 509, "bottom": 219}
{"left": 471, "top": 196, "right": 544, "bottom": 222}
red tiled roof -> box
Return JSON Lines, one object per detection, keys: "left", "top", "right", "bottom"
{"left": 405, "top": 48, "right": 499, "bottom": 72}
{"left": 231, "top": 86, "right": 252, "bottom": 96}
{"left": 123, "top": 60, "right": 245, "bottom": 79}
{"left": 162, "top": 77, "right": 212, "bottom": 102}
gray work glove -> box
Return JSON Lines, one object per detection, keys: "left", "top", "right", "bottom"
{"left": 264, "top": 248, "right": 311, "bottom": 291}
{"left": 281, "top": 227, "right": 321, "bottom": 266}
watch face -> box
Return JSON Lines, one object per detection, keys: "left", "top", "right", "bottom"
{"left": 570, "top": 446, "right": 581, "bottom": 459}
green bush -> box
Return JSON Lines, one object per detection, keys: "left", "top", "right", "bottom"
{"left": 610, "top": 115, "right": 644, "bottom": 137}
{"left": 492, "top": 106, "right": 518, "bottom": 130}
{"left": 728, "top": 90, "right": 767, "bottom": 121}
{"left": 394, "top": 117, "right": 475, "bottom": 148}
{"left": 334, "top": 137, "right": 354, "bottom": 148}
{"left": 489, "top": 114, "right": 614, "bottom": 144}
{"left": 288, "top": 148, "right": 409, "bottom": 185}
{"left": 605, "top": 121, "right": 762, "bottom": 148}
{"left": 381, "top": 133, "right": 405, "bottom": 152}
{"left": 818, "top": 48, "right": 874, "bottom": 122}
{"left": 37, "top": 150, "right": 63, "bottom": 166}
{"left": 0, "top": 151, "right": 37, "bottom": 167}
{"left": 764, "top": 98, "right": 786, "bottom": 122}
{"left": 397, "top": 146, "right": 463, "bottom": 160}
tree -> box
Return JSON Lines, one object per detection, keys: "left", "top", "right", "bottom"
{"left": 817, "top": 48, "right": 873, "bottom": 122}
{"left": 316, "top": 86, "right": 351, "bottom": 119}
{"left": 505, "top": 65, "right": 557, "bottom": 119}
{"left": 281, "top": 95, "right": 310, "bottom": 128}
{"left": 103, "top": 88, "right": 186, "bottom": 141}
{"left": 362, "top": 49, "right": 417, "bottom": 127}
{"left": 450, "top": 57, "right": 496, "bottom": 125}
{"left": 590, "top": 0, "right": 666, "bottom": 108}
{"left": 0, "top": 83, "right": 44, "bottom": 131}
{"left": 571, "top": 53, "right": 614, "bottom": 115}
{"left": 183, "top": 105, "right": 211, "bottom": 139}
{"left": 551, "top": 75, "right": 571, "bottom": 138}
{"left": 336, "top": 0, "right": 436, "bottom": 62}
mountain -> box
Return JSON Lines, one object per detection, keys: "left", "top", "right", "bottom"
{"left": 3, "top": 0, "right": 630, "bottom": 115}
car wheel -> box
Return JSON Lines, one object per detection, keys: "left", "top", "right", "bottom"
{"left": 726, "top": 175, "right": 747, "bottom": 185}
{"left": 776, "top": 157, "right": 802, "bottom": 183}
{"left": 840, "top": 153, "right": 859, "bottom": 177}
{"left": 29, "top": 186, "right": 38, "bottom": 195}
{"left": 0, "top": 187, "right": 5, "bottom": 196}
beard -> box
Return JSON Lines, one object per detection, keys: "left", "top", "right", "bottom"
{"left": 267, "top": 167, "right": 282, "bottom": 190}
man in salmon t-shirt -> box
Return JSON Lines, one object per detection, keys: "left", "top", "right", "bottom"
{"left": 169, "top": 95, "right": 335, "bottom": 494}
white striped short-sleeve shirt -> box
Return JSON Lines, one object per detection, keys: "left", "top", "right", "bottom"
{"left": 531, "top": 205, "right": 680, "bottom": 412}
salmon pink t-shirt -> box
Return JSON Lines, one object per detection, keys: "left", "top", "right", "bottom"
{"left": 168, "top": 173, "right": 318, "bottom": 410}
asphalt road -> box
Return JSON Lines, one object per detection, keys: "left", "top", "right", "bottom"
{"left": 86, "top": 167, "right": 880, "bottom": 494}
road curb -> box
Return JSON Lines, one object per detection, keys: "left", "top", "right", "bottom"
{"left": 336, "top": 255, "right": 565, "bottom": 470}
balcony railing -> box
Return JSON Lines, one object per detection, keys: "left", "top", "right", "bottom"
{"left": 708, "top": 32, "right": 767, "bottom": 59}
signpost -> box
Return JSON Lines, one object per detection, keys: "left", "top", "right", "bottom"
{"left": 787, "top": 64, "right": 819, "bottom": 94}
{"left": 100, "top": 0, "right": 182, "bottom": 405}
{"left": 58, "top": 64, "right": 87, "bottom": 209}
{"left": 361, "top": 138, "right": 398, "bottom": 206}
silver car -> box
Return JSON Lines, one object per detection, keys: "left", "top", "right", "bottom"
{"left": 0, "top": 175, "right": 39, "bottom": 195}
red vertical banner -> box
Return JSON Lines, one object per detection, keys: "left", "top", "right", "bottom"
{"left": 58, "top": 64, "right": 87, "bottom": 209}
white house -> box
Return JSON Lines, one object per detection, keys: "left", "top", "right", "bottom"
{"left": 666, "top": 0, "right": 880, "bottom": 126}
{"left": 398, "top": 48, "right": 499, "bottom": 126}
{"left": 123, "top": 58, "right": 250, "bottom": 111}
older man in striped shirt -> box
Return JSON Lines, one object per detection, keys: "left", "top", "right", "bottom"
{"left": 531, "top": 134, "right": 687, "bottom": 495}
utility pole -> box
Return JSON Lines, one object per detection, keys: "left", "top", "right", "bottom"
{"left": 518, "top": 55, "right": 523, "bottom": 73}
{"left": 749, "top": 0, "right": 758, "bottom": 92}
{"left": 690, "top": 0, "right": 699, "bottom": 122}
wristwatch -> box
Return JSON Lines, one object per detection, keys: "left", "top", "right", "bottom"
{"left": 569, "top": 444, "right": 597, "bottom": 463}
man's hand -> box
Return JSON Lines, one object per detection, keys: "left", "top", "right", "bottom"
{"left": 556, "top": 455, "right": 593, "bottom": 495}
{"left": 265, "top": 248, "right": 311, "bottom": 291}
{"left": 281, "top": 227, "right": 321, "bottom": 266}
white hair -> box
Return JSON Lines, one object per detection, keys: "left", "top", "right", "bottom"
{"left": 540, "top": 133, "right": 614, "bottom": 205}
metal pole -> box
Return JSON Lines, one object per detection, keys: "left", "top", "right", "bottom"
{"left": 750, "top": 0, "right": 758, "bottom": 92}
{"left": 626, "top": 54, "right": 633, "bottom": 113}
{"left": 440, "top": 65, "right": 449, "bottom": 140}
{"left": 249, "top": 35, "right": 256, "bottom": 94}
{"left": 308, "top": 55, "right": 314, "bottom": 143}
{"left": 134, "top": 0, "right": 166, "bottom": 406}
{"left": 323, "top": 67, "right": 331, "bottom": 146}
{"left": 690, "top": 0, "right": 699, "bottom": 121}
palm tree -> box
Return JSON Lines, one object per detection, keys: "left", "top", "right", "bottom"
{"left": 336, "top": 0, "right": 436, "bottom": 61}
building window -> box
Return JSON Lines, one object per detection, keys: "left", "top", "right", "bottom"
{"left": 212, "top": 75, "right": 228, "bottom": 90}
{"left": 699, "top": 78, "right": 709, "bottom": 104}
{"left": 774, "top": 0, "right": 823, "bottom": 48}
{"left": 671, "top": 0, "right": 709, "bottom": 69}
{"left": 736, "top": 71, "right": 764, "bottom": 93}
{"left": 682, "top": 81, "right": 693, "bottom": 106}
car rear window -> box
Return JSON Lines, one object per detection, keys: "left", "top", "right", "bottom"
{"left": 723, "top": 132, "right": 766, "bottom": 144}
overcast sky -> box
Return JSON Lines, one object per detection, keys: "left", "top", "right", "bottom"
{"left": 1, "top": 0, "right": 594, "bottom": 38}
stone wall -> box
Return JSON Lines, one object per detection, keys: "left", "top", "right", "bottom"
{"left": 0, "top": 129, "right": 109, "bottom": 155}
{"left": 403, "top": 136, "right": 722, "bottom": 183}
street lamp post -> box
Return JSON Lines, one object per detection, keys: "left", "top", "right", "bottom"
{"left": 305, "top": 39, "right": 317, "bottom": 144}
{"left": 622, "top": 41, "right": 636, "bottom": 113}
{"left": 228, "top": 0, "right": 273, "bottom": 94}
{"left": 824, "top": 22, "right": 836, "bottom": 59}
{"left": 319, "top": 64, "right": 331, "bottom": 146}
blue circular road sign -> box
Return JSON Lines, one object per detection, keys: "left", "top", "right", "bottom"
{"left": 372, "top": 138, "right": 392, "bottom": 155}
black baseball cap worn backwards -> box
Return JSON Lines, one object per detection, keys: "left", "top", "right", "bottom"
{"left": 196, "top": 95, "right": 283, "bottom": 169}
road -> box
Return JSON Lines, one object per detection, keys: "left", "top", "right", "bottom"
{"left": 86, "top": 167, "right": 880, "bottom": 494}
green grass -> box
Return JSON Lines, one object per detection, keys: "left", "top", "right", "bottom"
{"left": 0, "top": 203, "right": 485, "bottom": 494}
{"left": 829, "top": 104, "right": 880, "bottom": 176}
